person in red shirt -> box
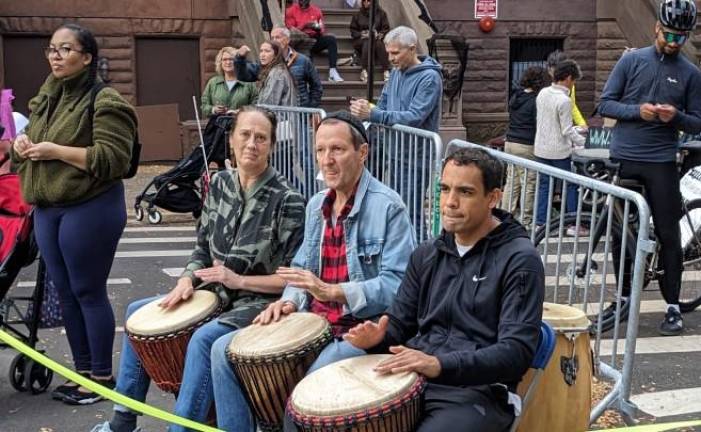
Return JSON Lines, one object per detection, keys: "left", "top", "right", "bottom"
{"left": 285, "top": 0, "right": 345, "bottom": 82}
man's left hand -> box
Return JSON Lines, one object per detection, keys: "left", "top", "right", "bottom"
{"left": 374, "top": 345, "right": 442, "bottom": 378}
{"left": 276, "top": 267, "right": 343, "bottom": 303}
{"left": 21, "top": 141, "right": 58, "bottom": 161}
{"left": 655, "top": 104, "right": 677, "bottom": 123}
{"left": 350, "top": 98, "right": 372, "bottom": 120}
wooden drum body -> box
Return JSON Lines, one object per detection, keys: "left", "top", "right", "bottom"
{"left": 517, "top": 303, "right": 593, "bottom": 432}
{"left": 227, "top": 312, "right": 333, "bottom": 432}
{"left": 287, "top": 355, "right": 426, "bottom": 432}
{"left": 125, "top": 290, "right": 222, "bottom": 394}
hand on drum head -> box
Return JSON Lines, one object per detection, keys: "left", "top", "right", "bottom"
{"left": 253, "top": 300, "right": 297, "bottom": 325}
{"left": 343, "top": 315, "right": 389, "bottom": 350}
{"left": 374, "top": 345, "right": 442, "bottom": 379}
{"left": 158, "top": 277, "right": 195, "bottom": 310}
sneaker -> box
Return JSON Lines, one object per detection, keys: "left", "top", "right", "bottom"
{"left": 328, "top": 68, "right": 345, "bottom": 83}
{"left": 383, "top": 70, "right": 391, "bottom": 82}
{"left": 90, "top": 421, "right": 142, "bottom": 432}
{"left": 52, "top": 371, "right": 90, "bottom": 400}
{"left": 360, "top": 69, "right": 368, "bottom": 83}
{"left": 659, "top": 308, "right": 683, "bottom": 336}
{"left": 337, "top": 56, "right": 354, "bottom": 66}
{"left": 591, "top": 299, "right": 629, "bottom": 332}
{"left": 63, "top": 377, "right": 116, "bottom": 405}
{"left": 566, "top": 224, "right": 590, "bottom": 237}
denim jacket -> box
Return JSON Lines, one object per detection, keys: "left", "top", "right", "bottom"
{"left": 281, "top": 168, "right": 416, "bottom": 318}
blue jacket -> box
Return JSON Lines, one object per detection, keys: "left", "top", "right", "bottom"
{"left": 598, "top": 45, "right": 701, "bottom": 162}
{"left": 281, "top": 168, "right": 417, "bottom": 319}
{"left": 235, "top": 49, "right": 323, "bottom": 108}
{"left": 370, "top": 55, "right": 443, "bottom": 133}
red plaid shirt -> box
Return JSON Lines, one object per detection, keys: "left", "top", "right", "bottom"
{"left": 309, "top": 186, "right": 363, "bottom": 337}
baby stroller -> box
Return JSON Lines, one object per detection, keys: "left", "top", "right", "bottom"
{"left": 0, "top": 156, "right": 55, "bottom": 394}
{"left": 133, "top": 114, "right": 232, "bottom": 224}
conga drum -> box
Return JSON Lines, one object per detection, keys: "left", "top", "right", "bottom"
{"left": 126, "top": 290, "right": 223, "bottom": 394}
{"left": 227, "top": 312, "right": 333, "bottom": 432}
{"left": 287, "top": 355, "right": 426, "bottom": 432}
{"left": 516, "top": 303, "right": 593, "bottom": 432}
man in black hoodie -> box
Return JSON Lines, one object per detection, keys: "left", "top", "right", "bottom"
{"left": 345, "top": 147, "right": 544, "bottom": 431}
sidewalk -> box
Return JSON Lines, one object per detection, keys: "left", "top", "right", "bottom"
{"left": 124, "top": 163, "right": 198, "bottom": 226}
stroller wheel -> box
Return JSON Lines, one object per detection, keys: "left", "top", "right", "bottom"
{"left": 24, "top": 358, "right": 53, "bottom": 394}
{"left": 9, "top": 354, "right": 28, "bottom": 392}
{"left": 134, "top": 206, "right": 144, "bottom": 222}
{"left": 148, "top": 210, "right": 162, "bottom": 225}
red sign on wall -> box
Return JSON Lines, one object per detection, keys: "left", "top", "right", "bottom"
{"left": 474, "top": 0, "right": 498, "bottom": 18}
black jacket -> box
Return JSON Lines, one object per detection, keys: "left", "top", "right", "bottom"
{"left": 370, "top": 210, "right": 544, "bottom": 392}
{"left": 505, "top": 89, "right": 538, "bottom": 145}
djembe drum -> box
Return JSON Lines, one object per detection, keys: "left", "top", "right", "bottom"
{"left": 517, "top": 303, "right": 593, "bottom": 432}
{"left": 287, "top": 355, "right": 426, "bottom": 432}
{"left": 125, "top": 290, "right": 222, "bottom": 394}
{"left": 227, "top": 312, "right": 333, "bottom": 431}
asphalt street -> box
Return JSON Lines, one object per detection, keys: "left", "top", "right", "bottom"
{"left": 1, "top": 171, "right": 701, "bottom": 431}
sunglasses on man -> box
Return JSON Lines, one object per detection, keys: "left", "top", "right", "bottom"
{"left": 660, "top": 29, "right": 689, "bottom": 44}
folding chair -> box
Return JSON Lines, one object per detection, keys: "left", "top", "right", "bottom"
{"left": 509, "top": 320, "right": 557, "bottom": 432}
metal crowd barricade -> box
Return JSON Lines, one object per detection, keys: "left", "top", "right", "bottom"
{"left": 257, "top": 104, "right": 326, "bottom": 202}
{"left": 448, "top": 140, "right": 654, "bottom": 425}
{"left": 257, "top": 105, "right": 442, "bottom": 243}
{"left": 366, "top": 123, "right": 443, "bottom": 243}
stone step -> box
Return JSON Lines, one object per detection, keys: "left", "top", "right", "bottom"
{"left": 324, "top": 20, "right": 352, "bottom": 38}
{"left": 320, "top": 80, "right": 385, "bottom": 98}
{"left": 317, "top": 65, "right": 386, "bottom": 81}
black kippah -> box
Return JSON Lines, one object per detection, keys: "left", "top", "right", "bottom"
{"left": 319, "top": 110, "right": 369, "bottom": 144}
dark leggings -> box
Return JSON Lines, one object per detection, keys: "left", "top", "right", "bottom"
{"left": 311, "top": 34, "right": 338, "bottom": 68}
{"left": 34, "top": 183, "right": 126, "bottom": 376}
{"left": 612, "top": 159, "right": 682, "bottom": 304}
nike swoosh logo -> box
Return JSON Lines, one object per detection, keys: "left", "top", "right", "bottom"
{"left": 472, "top": 275, "right": 487, "bottom": 282}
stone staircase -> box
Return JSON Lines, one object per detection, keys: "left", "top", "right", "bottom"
{"left": 308, "top": 0, "right": 387, "bottom": 112}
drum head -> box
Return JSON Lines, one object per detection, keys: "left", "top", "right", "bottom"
{"left": 228, "top": 312, "right": 329, "bottom": 357}
{"left": 126, "top": 290, "right": 220, "bottom": 336}
{"left": 543, "top": 302, "right": 591, "bottom": 331}
{"left": 289, "top": 354, "right": 419, "bottom": 416}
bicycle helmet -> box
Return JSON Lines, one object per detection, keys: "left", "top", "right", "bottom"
{"left": 658, "top": 0, "right": 697, "bottom": 32}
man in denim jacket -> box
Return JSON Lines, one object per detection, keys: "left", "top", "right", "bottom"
{"left": 208, "top": 111, "right": 416, "bottom": 432}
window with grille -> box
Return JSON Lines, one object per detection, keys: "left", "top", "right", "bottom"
{"left": 509, "top": 38, "right": 564, "bottom": 98}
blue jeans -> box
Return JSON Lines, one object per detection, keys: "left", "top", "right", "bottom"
{"left": 535, "top": 157, "right": 578, "bottom": 225}
{"left": 211, "top": 334, "right": 365, "bottom": 431}
{"left": 113, "top": 296, "right": 234, "bottom": 430}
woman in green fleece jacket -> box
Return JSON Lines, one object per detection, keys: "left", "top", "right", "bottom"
{"left": 11, "top": 23, "right": 137, "bottom": 405}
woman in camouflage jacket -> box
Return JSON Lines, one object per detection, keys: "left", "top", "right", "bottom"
{"left": 94, "top": 106, "right": 306, "bottom": 432}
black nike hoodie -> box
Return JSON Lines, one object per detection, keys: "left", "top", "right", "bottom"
{"left": 369, "top": 209, "right": 544, "bottom": 392}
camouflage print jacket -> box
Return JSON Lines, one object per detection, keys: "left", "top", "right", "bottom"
{"left": 182, "top": 167, "right": 305, "bottom": 328}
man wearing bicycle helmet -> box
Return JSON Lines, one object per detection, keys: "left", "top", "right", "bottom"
{"left": 598, "top": 0, "right": 701, "bottom": 336}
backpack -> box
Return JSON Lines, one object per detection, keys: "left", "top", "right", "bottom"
{"left": 88, "top": 82, "right": 141, "bottom": 179}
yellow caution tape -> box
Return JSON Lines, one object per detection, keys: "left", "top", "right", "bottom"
{"left": 6, "top": 326, "right": 700, "bottom": 432}
{"left": 589, "top": 420, "right": 701, "bottom": 431}
{"left": 0, "top": 329, "right": 222, "bottom": 432}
